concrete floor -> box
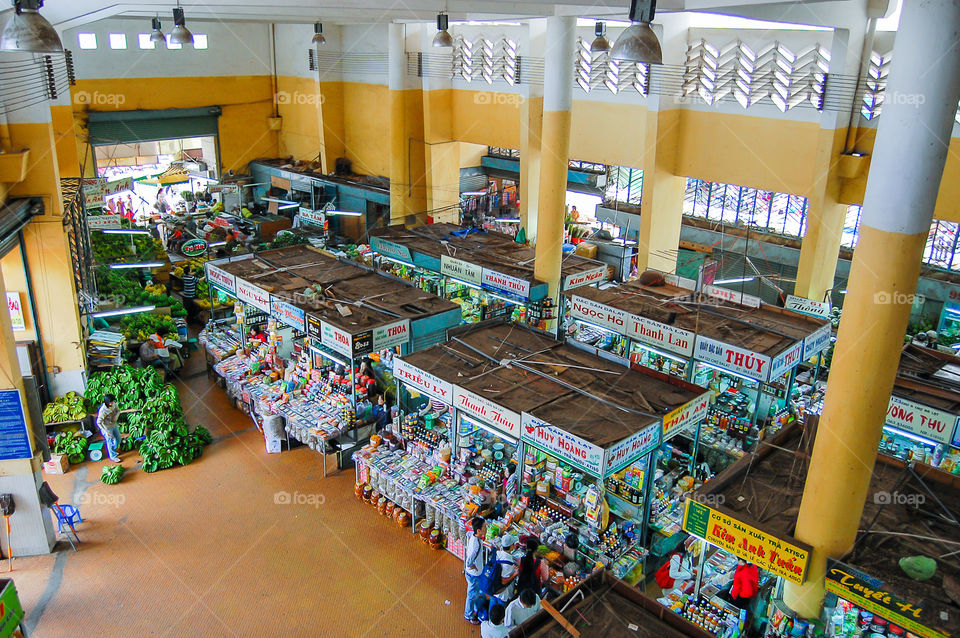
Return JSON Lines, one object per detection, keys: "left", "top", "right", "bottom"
{"left": 15, "top": 354, "right": 476, "bottom": 637}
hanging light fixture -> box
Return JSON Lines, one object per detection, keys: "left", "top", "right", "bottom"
{"left": 610, "top": 0, "right": 662, "bottom": 65}
{"left": 0, "top": 0, "right": 62, "bottom": 53}
{"left": 169, "top": 5, "right": 194, "bottom": 46}
{"left": 149, "top": 17, "right": 165, "bottom": 47}
{"left": 590, "top": 22, "right": 610, "bottom": 53}
{"left": 431, "top": 12, "right": 453, "bottom": 48}
{"left": 311, "top": 22, "right": 325, "bottom": 45}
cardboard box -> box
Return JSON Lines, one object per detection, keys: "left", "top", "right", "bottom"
{"left": 42, "top": 454, "right": 69, "bottom": 475}
{"left": 265, "top": 438, "right": 282, "bottom": 454}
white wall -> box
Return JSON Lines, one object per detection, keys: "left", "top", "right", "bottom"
{"left": 64, "top": 17, "right": 273, "bottom": 79}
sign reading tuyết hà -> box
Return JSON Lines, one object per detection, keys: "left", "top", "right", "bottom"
{"left": 682, "top": 498, "right": 810, "bottom": 584}
{"left": 825, "top": 559, "right": 948, "bottom": 638}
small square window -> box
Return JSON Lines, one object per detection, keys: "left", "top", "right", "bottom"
{"left": 137, "top": 33, "right": 155, "bottom": 49}
{"left": 165, "top": 34, "right": 181, "bottom": 50}
{"left": 108, "top": 33, "right": 126, "bottom": 49}
{"left": 193, "top": 34, "right": 207, "bottom": 49}
{"left": 77, "top": 33, "right": 97, "bottom": 49}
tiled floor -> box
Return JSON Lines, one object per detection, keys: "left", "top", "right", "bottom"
{"left": 16, "top": 355, "right": 476, "bottom": 637}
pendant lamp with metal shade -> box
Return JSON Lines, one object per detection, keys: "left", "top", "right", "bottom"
{"left": 312, "top": 22, "right": 325, "bottom": 46}
{"left": 590, "top": 22, "right": 610, "bottom": 54}
{"left": 169, "top": 6, "right": 194, "bottom": 46}
{"left": 431, "top": 12, "right": 453, "bottom": 48}
{"left": 610, "top": 0, "right": 662, "bottom": 65}
{"left": 0, "top": 0, "right": 62, "bottom": 53}
{"left": 149, "top": 17, "right": 166, "bottom": 47}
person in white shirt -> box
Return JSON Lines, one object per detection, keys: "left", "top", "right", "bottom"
{"left": 481, "top": 603, "right": 511, "bottom": 638}
{"left": 495, "top": 534, "right": 520, "bottom": 603}
{"left": 505, "top": 588, "right": 541, "bottom": 628}
{"left": 464, "top": 516, "right": 486, "bottom": 625}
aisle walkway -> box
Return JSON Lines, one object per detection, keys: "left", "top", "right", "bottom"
{"left": 15, "top": 355, "right": 475, "bottom": 637}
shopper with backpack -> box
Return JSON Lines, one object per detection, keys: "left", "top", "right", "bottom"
{"left": 475, "top": 534, "right": 520, "bottom": 621}
{"left": 464, "top": 517, "right": 487, "bottom": 625}
{"left": 655, "top": 549, "right": 694, "bottom": 591}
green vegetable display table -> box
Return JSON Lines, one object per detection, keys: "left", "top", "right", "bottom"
{"left": 0, "top": 579, "right": 26, "bottom": 638}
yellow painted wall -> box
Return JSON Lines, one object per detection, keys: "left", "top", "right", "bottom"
{"left": 0, "top": 248, "right": 36, "bottom": 342}
{"left": 71, "top": 76, "right": 278, "bottom": 174}
{"left": 451, "top": 89, "right": 522, "bottom": 148}
{"left": 459, "top": 142, "right": 487, "bottom": 168}
{"left": 50, "top": 105, "right": 82, "bottom": 178}
{"left": 570, "top": 100, "right": 651, "bottom": 169}
{"left": 276, "top": 76, "right": 322, "bottom": 162}
{"left": 318, "top": 81, "right": 345, "bottom": 172}
{"left": 343, "top": 82, "right": 390, "bottom": 177}
{"left": 8, "top": 121, "right": 63, "bottom": 214}
{"left": 674, "top": 110, "right": 820, "bottom": 197}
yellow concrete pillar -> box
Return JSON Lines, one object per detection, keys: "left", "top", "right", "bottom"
{"left": 533, "top": 17, "right": 576, "bottom": 308}
{"left": 388, "top": 23, "right": 408, "bottom": 225}
{"left": 784, "top": 0, "right": 960, "bottom": 618}
{"left": 519, "top": 19, "right": 546, "bottom": 243}
{"left": 637, "top": 111, "right": 685, "bottom": 274}
{"left": 420, "top": 38, "right": 459, "bottom": 225}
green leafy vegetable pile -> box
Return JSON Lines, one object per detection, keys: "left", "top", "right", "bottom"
{"left": 101, "top": 465, "right": 124, "bottom": 485}
{"left": 86, "top": 365, "right": 212, "bottom": 473}
{"left": 53, "top": 431, "right": 89, "bottom": 464}
{"left": 42, "top": 391, "right": 88, "bottom": 423}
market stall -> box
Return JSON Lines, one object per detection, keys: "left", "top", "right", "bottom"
{"left": 352, "top": 321, "right": 711, "bottom": 592}
{"left": 367, "top": 223, "right": 607, "bottom": 334}
{"left": 203, "top": 246, "right": 460, "bottom": 472}
{"left": 511, "top": 569, "right": 713, "bottom": 638}
{"left": 565, "top": 280, "right": 832, "bottom": 475}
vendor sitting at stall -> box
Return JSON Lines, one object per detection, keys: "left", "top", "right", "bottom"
{"left": 247, "top": 326, "right": 267, "bottom": 345}
{"left": 140, "top": 333, "right": 172, "bottom": 376}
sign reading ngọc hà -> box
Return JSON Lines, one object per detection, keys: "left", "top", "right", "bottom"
{"left": 563, "top": 266, "right": 607, "bottom": 290}
{"left": 682, "top": 499, "right": 810, "bottom": 585}
{"left": 440, "top": 255, "right": 483, "bottom": 286}
{"left": 394, "top": 358, "right": 453, "bottom": 403}
{"left": 626, "top": 314, "right": 695, "bottom": 357}
{"left": 661, "top": 391, "right": 711, "bottom": 441}
{"left": 825, "top": 560, "right": 948, "bottom": 638}
{"left": 454, "top": 386, "right": 521, "bottom": 438}
{"left": 603, "top": 421, "right": 661, "bottom": 476}
{"left": 570, "top": 295, "right": 627, "bottom": 334}
{"left": 886, "top": 394, "right": 957, "bottom": 445}
{"left": 694, "top": 335, "right": 771, "bottom": 381}
{"left": 521, "top": 413, "right": 605, "bottom": 477}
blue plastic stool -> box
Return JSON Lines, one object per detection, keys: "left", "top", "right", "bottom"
{"left": 57, "top": 504, "right": 82, "bottom": 534}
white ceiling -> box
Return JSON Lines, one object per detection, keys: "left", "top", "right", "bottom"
{"left": 43, "top": 0, "right": 872, "bottom": 31}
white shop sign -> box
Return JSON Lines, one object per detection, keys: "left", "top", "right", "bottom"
{"left": 394, "top": 358, "right": 453, "bottom": 403}
{"left": 370, "top": 236, "right": 412, "bottom": 263}
{"left": 236, "top": 278, "right": 270, "bottom": 312}
{"left": 206, "top": 264, "right": 236, "bottom": 295}
{"left": 521, "top": 413, "right": 605, "bottom": 477}
{"left": 440, "top": 255, "right": 483, "bottom": 286}
{"left": 768, "top": 341, "right": 805, "bottom": 381}
{"left": 663, "top": 273, "right": 697, "bottom": 291}
{"left": 702, "top": 285, "right": 761, "bottom": 308}
{"left": 570, "top": 295, "right": 627, "bottom": 334}
{"left": 803, "top": 323, "right": 833, "bottom": 359}
{"left": 321, "top": 321, "right": 354, "bottom": 358}
{"left": 298, "top": 207, "right": 325, "bottom": 228}
{"left": 886, "top": 395, "right": 956, "bottom": 445}
{"left": 454, "top": 386, "right": 521, "bottom": 439}
{"left": 270, "top": 298, "right": 306, "bottom": 332}
{"left": 694, "top": 335, "right": 771, "bottom": 381}
{"left": 627, "top": 314, "right": 695, "bottom": 357}
{"left": 481, "top": 269, "right": 531, "bottom": 299}
{"left": 785, "top": 295, "right": 830, "bottom": 319}
{"left": 104, "top": 177, "right": 134, "bottom": 196}
{"left": 661, "top": 391, "right": 712, "bottom": 441}
{"left": 563, "top": 266, "right": 607, "bottom": 290}
{"left": 604, "top": 421, "right": 661, "bottom": 476}
{"left": 82, "top": 178, "right": 106, "bottom": 207}
{"left": 373, "top": 318, "right": 410, "bottom": 351}
{"left": 87, "top": 215, "right": 121, "bottom": 230}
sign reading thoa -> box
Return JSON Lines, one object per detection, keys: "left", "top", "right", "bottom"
{"left": 320, "top": 321, "right": 353, "bottom": 357}
{"left": 373, "top": 318, "right": 410, "bottom": 350}
{"left": 454, "top": 387, "right": 521, "bottom": 438}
